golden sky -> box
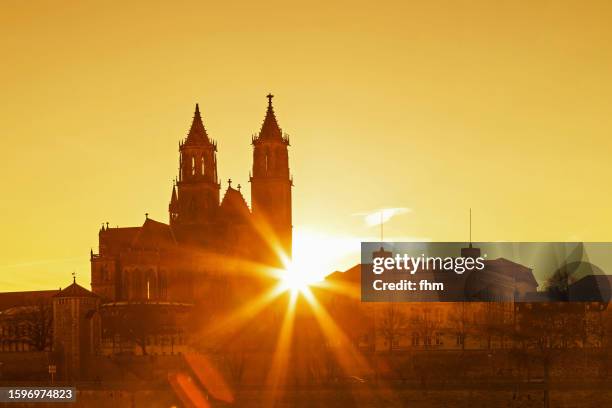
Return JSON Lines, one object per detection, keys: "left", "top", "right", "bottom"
{"left": 2, "top": 1, "right": 612, "bottom": 291}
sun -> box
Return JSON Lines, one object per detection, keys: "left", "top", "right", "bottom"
{"left": 278, "top": 262, "right": 320, "bottom": 294}
{"left": 270, "top": 227, "right": 360, "bottom": 295}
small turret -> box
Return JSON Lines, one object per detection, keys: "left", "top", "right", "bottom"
{"left": 52, "top": 279, "right": 99, "bottom": 380}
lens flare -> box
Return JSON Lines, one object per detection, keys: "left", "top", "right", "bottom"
{"left": 278, "top": 261, "right": 321, "bottom": 294}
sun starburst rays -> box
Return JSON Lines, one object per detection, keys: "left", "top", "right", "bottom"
{"left": 191, "top": 223, "right": 382, "bottom": 406}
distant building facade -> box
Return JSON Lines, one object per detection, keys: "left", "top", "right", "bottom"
{"left": 325, "top": 245, "right": 541, "bottom": 352}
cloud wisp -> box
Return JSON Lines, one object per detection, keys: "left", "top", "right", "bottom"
{"left": 354, "top": 207, "right": 412, "bottom": 227}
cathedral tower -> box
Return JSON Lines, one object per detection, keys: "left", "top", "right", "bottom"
{"left": 170, "top": 104, "right": 220, "bottom": 226}
{"left": 250, "top": 94, "right": 293, "bottom": 258}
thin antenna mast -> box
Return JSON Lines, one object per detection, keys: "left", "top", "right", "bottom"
{"left": 469, "top": 208, "right": 472, "bottom": 248}
{"left": 380, "top": 210, "right": 384, "bottom": 243}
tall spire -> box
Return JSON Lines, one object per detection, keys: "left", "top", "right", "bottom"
{"left": 169, "top": 184, "right": 179, "bottom": 224}
{"left": 185, "top": 103, "right": 209, "bottom": 145}
{"left": 258, "top": 93, "right": 282, "bottom": 140}
{"left": 170, "top": 185, "right": 178, "bottom": 206}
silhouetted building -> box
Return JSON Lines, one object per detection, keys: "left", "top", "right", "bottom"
{"left": 90, "top": 95, "right": 293, "bottom": 304}
{"left": 81, "top": 96, "right": 295, "bottom": 358}
{"left": 328, "top": 245, "right": 539, "bottom": 352}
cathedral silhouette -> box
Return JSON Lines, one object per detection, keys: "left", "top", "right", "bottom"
{"left": 90, "top": 95, "right": 293, "bottom": 304}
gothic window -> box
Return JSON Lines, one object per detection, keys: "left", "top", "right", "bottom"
{"left": 158, "top": 271, "right": 167, "bottom": 300}
{"left": 194, "top": 155, "right": 201, "bottom": 176}
{"left": 141, "top": 270, "right": 148, "bottom": 299}
{"left": 146, "top": 270, "right": 155, "bottom": 299}
{"left": 269, "top": 148, "right": 276, "bottom": 172}
{"left": 281, "top": 148, "right": 288, "bottom": 170}
{"left": 181, "top": 155, "right": 188, "bottom": 179}
{"left": 264, "top": 151, "right": 268, "bottom": 173}
{"left": 133, "top": 269, "right": 142, "bottom": 300}
{"left": 254, "top": 148, "right": 264, "bottom": 174}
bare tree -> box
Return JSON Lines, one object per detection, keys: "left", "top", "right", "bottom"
{"left": 449, "top": 302, "right": 471, "bottom": 351}
{"left": 3, "top": 302, "right": 53, "bottom": 351}
{"left": 24, "top": 302, "right": 53, "bottom": 351}
{"left": 378, "top": 304, "right": 408, "bottom": 353}
{"left": 544, "top": 264, "right": 575, "bottom": 301}
{"left": 410, "top": 305, "right": 442, "bottom": 350}
{"left": 514, "top": 302, "right": 586, "bottom": 408}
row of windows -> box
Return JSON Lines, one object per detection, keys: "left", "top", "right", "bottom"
{"left": 253, "top": 149, "right": 289, "bottom": 175}
{"left": 386, "top": 333, "right": 514, "bottom": 348}
{"left": 103, "top": 334, "right": 186, "bottom": 347}
{"left": 55, "top": 298, "right": 96, "bottom": 305}
{"left": 0, "top": 340, "right": 33, "bottom": 352}
{"left": 0, "top": 324, "right": 28, "bottom": 337}
{"left": 370, "top": 332, "right": 446, "bottom": 347}
{"left": 365, "top": 332, "right": 480, "bottom": 347}
{"left": 182, "top": 155, "right": 214, "bottom": 178}
{"left": 377, "top": 305, "right": 514, "bottom": 326}
{"left": 145, "top": 335, "right": 186, "bottom": 346}
{"left": 410, "top": 333, "right": 443, "bottom": 346}
{"left": 122, "top": 272, "right": 168, "bottom": 300}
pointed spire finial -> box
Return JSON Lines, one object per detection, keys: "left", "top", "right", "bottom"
{"left": 145, "top": 212, "right": 149, "bottom": 219}
{"left": 185, "top": 103, "right": 209, "bottom": 144}
{"left": 257, "top": 93, "right": 282, "bottom": 140}
{"left": 72, "top": 271, "right": 76, "bottom": 284}
{"left": 228, "top": 178, "right": 232, "bottom": 188}
{"left": 170, "top": 184, "right": 178, "bottom": 206}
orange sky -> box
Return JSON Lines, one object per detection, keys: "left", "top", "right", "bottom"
{"left": 2, "top": 1, "right": 612, "bottom": 291}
